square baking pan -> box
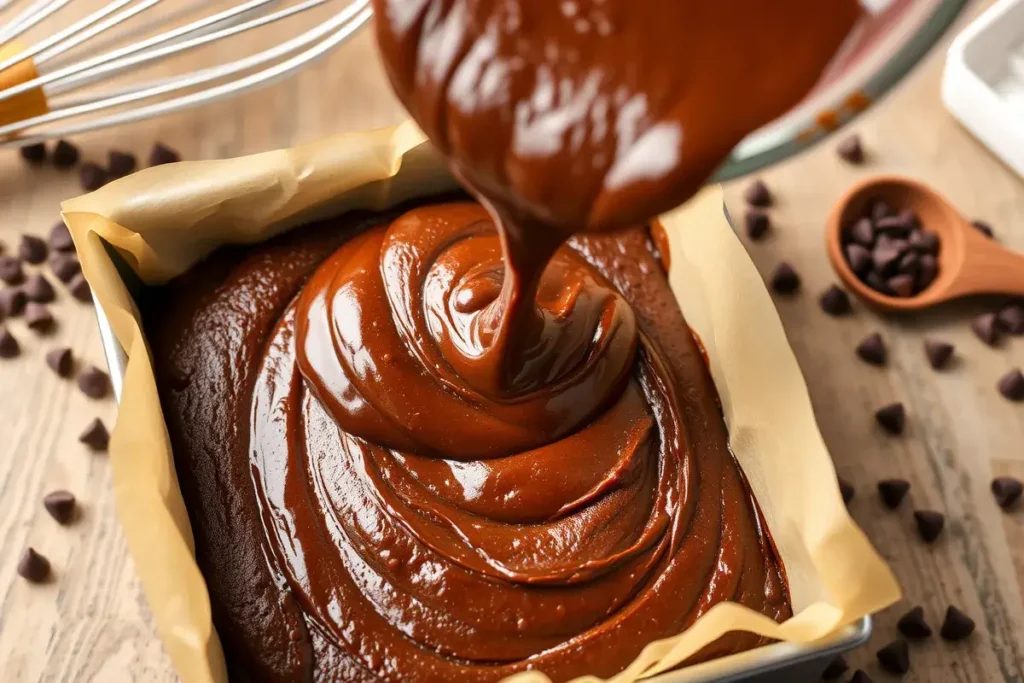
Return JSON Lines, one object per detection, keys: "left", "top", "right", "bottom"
{"left": 91, "top": 235, "right": 872, "bottom": 683}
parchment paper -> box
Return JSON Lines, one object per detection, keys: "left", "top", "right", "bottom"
{"left": 62, "top": 120, "right": 900, "bottom": 683}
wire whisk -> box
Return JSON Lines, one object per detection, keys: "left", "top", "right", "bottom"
{"left": 0, "top": 0, "right": 373, "bottom": 148}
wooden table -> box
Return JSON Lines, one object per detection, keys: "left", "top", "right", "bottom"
{"left": 1, "top": 3, "right": 1021, "bottom": 682}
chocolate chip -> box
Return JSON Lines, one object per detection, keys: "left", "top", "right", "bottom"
{"left": 149, "top": 142, "right": 180, "bottom": 166}
{"left": 876, "top": 639, "right": 909, "bottom": 675}
{"left": 940, "top": 606, "right": 975, "bottom": 641}
{"left": 0, "top": 255, "right": 24, "bottom": 285}
{"left": 744, "top": 211, "right": 770, "bottom": 240}
{"left": 991, "top": 477, "right": 1023, "bottom": 510}
{"left": 79, "top": 162, "right": 109, "bottom": 192}
{"left": 878, "top": 478, "right": 910, "bottom": 509}
{"left": 913, "top": 509, "right": 945, "bottom": 543}
{"left": 23, "top": 274, "right": 55, "bottom": 303}
{"left": 838, "top": 477, "right": 854, "bottom": 505}
{"left": 43, "top": 490, "right": 76, "bottom": 525}
{"left": 821, "top": 655, "right": 848, "bottom": 680}
{"left": 19, "top": 142, "right": 47, "bottom": 165}
{"left": 998, "top": 369, "right": 1024, "bottom": 401}
{"left": 18, "top": 235, "right": 48, "bottom": 265}
{"left": 846, "top": 244, "right": 872, "bottom": 274}
{"left": 49, "top": 222, "right": 74, "bottom": 252}
{"left": 68, "top": 274, "right": 92, "bottom": 303}
{"left": 52, "top": 139, "right": 80, "bottom": 169}
{"left": 856, "top": 333, "right": 886, "bottom": 366}
{"left": 875, "top": 402, "right": 905, "bottom": 435}
{"left": 770, "top": 262, "right": 800, "bottom": 294}
{"left": 908, "top": 229, "right": 939, "bottom": 254}
{"left": 864, "top": 270, "right": 890, "bottom": 295}
{"left": 998, "top": 302, "right": 1024, "bottom": 334}
{"left": 45, "top": 347, "right": 73, "bottom": 377}
{"left": 887, "top": 274, "right": 915, "bottom": 298}
{"left": 875, "top": 213, "right": 914, "bottom": 237}
{"left": 971, "top": 219, "right": 994, "bottom": 239}
{"left": 847, "top": 217, "right": 874, "bottom": 247}
{"left": 872, "top": 235, "right": 905, "bottom": 273}
{"left": 49, "top": 253, "right": 81, "bottom": 283}
{"left": 869, "top": 199, "right": 894, "bottom": 222}
{"left": 836, "top": 134, "right": 864, "bottom": 164}
{"left": 916, "top": 253, "right": 938, "bottom": 290}
{"left": 108, "top": 150, "right": 137, "bottom": 178}
{"left": 79, "top": 418, "right": 109, "bottom": 451}
{"left": 0, "top": 328, "right": 20, "bottom": 358}
{"left": 819, "top": 285, "right": 851, "bottom": 316}
{"left": 24, "top": 302, "right": 54, "bottom": 333}
{"left": 897, "top": 606, "right": 932, "bottom": 639}
{"left": 744, "top": 179, "right": 772, "bottom": 207}
{"left": 924, "top": 339, "right": 954, "bottom": 370}
{"left": 17, "top": 548, "right": 51, "bottom": 583}
{"left": 0, "top": 288, "right": 26, "bottom": 317}
{"left": 897, "top": 250, "right": 919, "bottom": 275}
{"left": 971, "top": 312, "right": 1000, "bottom": 346}
{"left": 77, "top": 365, "right": 109, "bottom": 399}
{"left": 850, "top": 671, "right": 874, "bottom": 683}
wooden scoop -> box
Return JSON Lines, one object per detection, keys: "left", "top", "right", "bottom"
{"left": 826, "top": 175, "right": 1024, "bottom": 311}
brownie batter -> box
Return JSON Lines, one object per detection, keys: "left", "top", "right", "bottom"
{"left": 149, "top": 205, "right": 789, "bottom": 682}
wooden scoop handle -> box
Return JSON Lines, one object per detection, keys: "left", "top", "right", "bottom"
{"left": 945, "top": 223, "right": 1024, "bottom": 299}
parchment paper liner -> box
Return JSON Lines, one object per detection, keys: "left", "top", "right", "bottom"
{"left": 62, "top": 121, "right": 900, "bottom": 683}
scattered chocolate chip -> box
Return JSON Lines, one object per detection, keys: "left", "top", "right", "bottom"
{"left": 847, "top": 217, "right": 874, "bottom": 247}
{"left": 24, "top": 302, "right": 54, "bottom": 333}
{"left": 991, "top": 477, "right": 1023, "bottom": 510}
{"left": 998, "top": 369, "right": 1024, "bottom": 401}
{"left": 876, "top": 639, "right": 909, "bottom": 675}
{"left": 18, "top": 234, "right": 48, "bottom": 265}
{"left": 0, "top": 255, "right": 24, "bottom": 285}
{"left": 770, "top": 262, "right": 800, "bottom": 294}
{"left": 108, "top": 150, "right": 137, "bottom": 178}
{"left": 66, "top": 274, "right": 92, "bottom": 304}
{"left": 924, "top": 339, "right": 954, "bottom": 370}
{"left": 819, "top": 285, "right": 851, "bottom": 316}
{"left": 16, "top": 547, "right": 50, "bottom": 583}
{"left": 77, "top": 365, "right": 109, "bottom": 399}
{"left": 79, "top": 418, "right": 109, "bottom": 452}
{"left": 856, "top": 333, "right": 886, "bottom": 366}
{"left": 149, "top": 142, "right": 180, "bottom": 166}
{"left": 43, "top": 490, "right": 76, "bottom": 525}
{"left": 0, "top": 328, "right": 19, "bottom": 358}
{"left": 744, "top": 211, "right": 770, "bottom": 240}
{"left": 743, "top": 179, "right": 772, "bottom": 207}
{"left": 913, "top": 509, "right": 945, "bottom": 543}
{"left": 23, "top": 274, "right": 55, "bottom": 304}
{"left": 916, "top": 253, "right": 938, "bottom": 290}
{"left": 971, "top": 312, "right": 1000, "bottom": 346}
{"left": 50, "top": 253, "right": 81, "bottom": 284}
{"left": 908, "top": 229, "right": 940, "bottom": 254}
{"left": 838, "top": 477, "right": 854, "bottom": 505}
{"left": 846, "top": 244, "right": 872, "bottom": 274}
{"left": 79, "top": 162, "right": 109, "bottom": 192}
{"left": 878, "top": 479, "right": 910, "bottom": 509}
{"left": 49, "top": 222, "right": 74, "bottom": 253}
{"left": 850, "top": 671, "right": 874, "bottom": 683}
{"left": 875, "top": 403, "right": 905, "bottom": 435}
{"left": 940, "top": 606, "right": 975, "bottom": 641}
{"left": 821, "top": 655, "right": 848, "bottom": 680}
{"left": 45, "top": 347, "right": 73, "bottom": 377}
{"left": 19, "top": 142, "right": 47, "bottom": 165}
{"left": 971, "top": 219, "right": 994, "bottom": 239}
{"left": 52, "top": 139, "right": 80, "bottom": 169}
{"left": 897, "top": 606, "right": 932, "bottom": 639}
{"left": 0, "top": 288, "right": 26, "bottom": 317}
{"left": 837, "top": 134, "right": 864, "bottom": 164}
{"left": 998, "top": 302, "right": 1024, "bottom": 334}
{"left": 887, "top": 274, "right": 915, "bottom": 298}
{"left": 870, "top": 199, "right": 894, "bottom": 222}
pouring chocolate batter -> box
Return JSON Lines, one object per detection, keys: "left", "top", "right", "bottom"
{"left": 150, "top": 2, "right": 860, "bottom": 681}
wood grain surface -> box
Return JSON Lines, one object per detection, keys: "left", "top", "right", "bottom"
{"left": 0, "top": 2, "right": 1021, "bottom": 682}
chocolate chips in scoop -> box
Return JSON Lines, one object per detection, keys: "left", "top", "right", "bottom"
{"left": 17, "top": 548, "right": 51, "bottom": 583}
{"left": 940, "top": 606, "right": 975, "bottom": 641}
{"left": 992, "top": 477, "right": 1023, "bottom": 510}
